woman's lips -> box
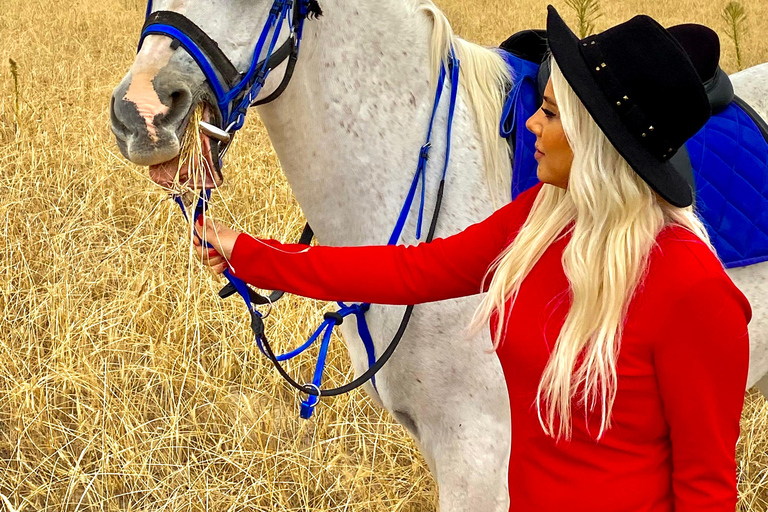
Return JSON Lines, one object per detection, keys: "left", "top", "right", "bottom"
{"left": 534, "top": 148, "right": 545, "bottom": 160}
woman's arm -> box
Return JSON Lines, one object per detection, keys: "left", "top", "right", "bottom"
{"left": 200, "top": 182, "right": 543, "bottom": 305}
{"left": 654, "top": 275, "right": 751, "bottom": 512}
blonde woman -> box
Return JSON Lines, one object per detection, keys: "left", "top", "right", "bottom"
{"left": 193, "top": 7, "right": 751, "bottom": 511}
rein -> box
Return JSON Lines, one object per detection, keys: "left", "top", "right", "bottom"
{"left": 140, "top": 0, "right": 461, "bottom": 418}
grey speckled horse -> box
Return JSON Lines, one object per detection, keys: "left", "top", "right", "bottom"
{"left": 109, "top": 0, "right": 768, "bottom": 509}
{"left": 719, "top": 64, "right": 768, "bottom": 394}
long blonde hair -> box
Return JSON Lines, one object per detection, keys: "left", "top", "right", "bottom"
{"left": 468, "top": 58, "right": 716, "bottom": 440}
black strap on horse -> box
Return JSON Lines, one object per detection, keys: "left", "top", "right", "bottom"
{"left": 218, "top": 222, "right": 315, "bottom": 304}
{"left": 141, "top": 8, "right": 303, "bottom": 108}
{"left": 228, "top": 180, "right": 448, "bottom": 398}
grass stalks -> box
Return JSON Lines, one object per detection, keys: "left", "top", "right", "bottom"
{"left": 564, "top": 0, "right": 603, "bottom": 38}
{"left": 0, "top": 0, "right": 766, "bottom": 510}
{"left": 722, "top": 1, "right": 748, "bottom": 71}
{"left": 175, "top": 103, "right": 205, "bottom": 201}
{"left": 8, "top": 59, "right": 20, "bottom": 134}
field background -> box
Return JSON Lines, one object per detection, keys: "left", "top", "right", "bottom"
{"left": 1, "top": 0, "right": 767, "bottom": 510}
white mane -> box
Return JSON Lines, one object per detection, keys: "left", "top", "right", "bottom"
{"left": 417, "top": 0, "right": 514, "bottom": 201}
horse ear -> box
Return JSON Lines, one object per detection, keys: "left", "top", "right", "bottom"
{"left": 307, "top": 0, "right": 323, "bottom": 18}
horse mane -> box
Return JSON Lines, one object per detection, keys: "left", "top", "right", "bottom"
{"left": 416, "top": 0, "right": 513, "bottom": 203}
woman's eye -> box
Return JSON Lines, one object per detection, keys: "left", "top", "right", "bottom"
{"left": 542, "top": 108, "right": 556, "bottom": 118}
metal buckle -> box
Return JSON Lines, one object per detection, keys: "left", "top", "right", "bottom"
{"left": 258, "top": 293, "right": 273, "bottom": 320}
{"left": 199, "top": 121, "right": 231, "bottom": 143}
{"left": 303, "top": 383, "right": 321, "bottom": 397}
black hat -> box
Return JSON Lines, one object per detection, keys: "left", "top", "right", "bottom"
{"left": 666, "top": 23, "right": 721, "bottom": 83}
{"left": 546, "top": 5, "right": 711, "bottom": 207}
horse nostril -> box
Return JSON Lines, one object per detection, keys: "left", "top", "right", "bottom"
{"left": 155, "top": 85, "right": 193, "bottom": 129}
{"left": 110, "top": 94, "right": 129, "bottom": 138}
{"left": 169, "top": 89, "right": 188, "bottom": 111}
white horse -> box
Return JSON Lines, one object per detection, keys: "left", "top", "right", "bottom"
{"left": 110, "top": 0, "right": 768, "bottom": 509}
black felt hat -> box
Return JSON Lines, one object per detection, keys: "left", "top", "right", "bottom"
{"left": 546, "top": 5, "right": 711, "bottom": 207}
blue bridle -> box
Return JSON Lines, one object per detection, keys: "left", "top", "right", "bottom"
{"left": 139, "top": 0, "right": 461, "bottom": 419}
{"left": 140, "top": 0, "right": 312, "bottom": 154}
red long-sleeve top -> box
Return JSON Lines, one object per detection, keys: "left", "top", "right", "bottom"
{"left": 228, "top": 182, "right": 751, "bottom": 512}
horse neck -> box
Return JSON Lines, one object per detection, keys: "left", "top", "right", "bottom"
{"left": 257, "top": 0, "right": 506, "bottom": 246}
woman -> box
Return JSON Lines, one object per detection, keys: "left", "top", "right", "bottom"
{"left": 193, "top": 7, "right": 751, "bottom": 511}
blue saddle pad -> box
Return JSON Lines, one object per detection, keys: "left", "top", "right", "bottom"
{"left": 498, "top": 50, "right": 768, "bottom": 269}
{"left": 498, "top": 51, "right": 543, "bottom": 200}
{"left": 686, "top": 103, "right": 768, "bottom": 268}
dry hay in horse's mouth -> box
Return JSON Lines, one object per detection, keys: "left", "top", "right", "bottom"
{"left": 178, "top": 104, "right": 205, "bottom": 186}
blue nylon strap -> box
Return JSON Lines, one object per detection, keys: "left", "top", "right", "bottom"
{"left": 299, "top": 323, "right": 334, "bottom": 418}
{"left": 338, "top": 302, "right": 376, "bottom": 388}
{"left": 226, "top": 1, "right": 290, "bottom": 130}
{"left": 389, "top": 64, "right": 447, "bottom": 245}
{"left": 257, "top": 2, "right": 290, "bottom": 85}
{"left": 274, "top": 317, "right": 330, "bottom": 361}
{"left": 416, "top": 65, "right": 447, "bottom": 240}
{"left": 442, "top": 48, "right": 460, "bottom": 181}
{"left": 140, "top": 0, "right": 299, "bottom": 131}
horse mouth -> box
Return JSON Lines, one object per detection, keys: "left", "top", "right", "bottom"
{"left": 149, "top": 103, "right": 223, "bottom": 192}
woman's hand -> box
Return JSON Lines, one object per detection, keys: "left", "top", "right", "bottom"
{"left": 193, "top": 217, "right": 242, "bottom": 274}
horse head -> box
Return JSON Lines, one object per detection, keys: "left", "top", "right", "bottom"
{"left": 110, "top": 0, "right": 320, "bottom": 190}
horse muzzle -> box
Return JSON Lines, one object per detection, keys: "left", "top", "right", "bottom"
{"left": 110, "top": 69, "right": 224, "bottom": 191}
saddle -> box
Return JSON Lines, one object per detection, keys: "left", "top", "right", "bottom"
{"left": 498, "top": 28, "right": 768, "bottom": 268}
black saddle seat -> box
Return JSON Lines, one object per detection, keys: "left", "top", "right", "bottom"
{"left": 499, "top": 24, "right": 735, "bottom": 114}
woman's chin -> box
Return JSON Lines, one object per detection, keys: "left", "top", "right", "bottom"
{"left": 536, "top": 168, "right": 568, "bottom": 190}
{"left": 536, "top": 165, "right": 548, "bottom": 183}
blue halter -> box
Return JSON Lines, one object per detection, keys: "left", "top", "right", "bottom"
{"left": 140, "top": 0, "right": 311, "bottom": 151}
{"left": 139, "top": 0, "right": 461, "bottom": 419}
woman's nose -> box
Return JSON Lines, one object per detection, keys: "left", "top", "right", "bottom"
{"left": 525, "top": 111, "right": 541, "bottom": 136}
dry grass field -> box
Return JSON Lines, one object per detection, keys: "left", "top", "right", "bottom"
{"left": 1, "top": 0, "right": 767, "bottom": 510}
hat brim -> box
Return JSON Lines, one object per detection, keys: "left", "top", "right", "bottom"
{"left": 546, "top": 5, "right": 693, "bottom": 207}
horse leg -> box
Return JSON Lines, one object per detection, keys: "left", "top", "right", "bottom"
{"left": 755, "top": 374, "right": 768, "bottom": 397}
{"left": 344, "top": 298, "right": 512, "bottom": 512}
{"left": 428, "top": 417, "right": 511, "bottom": 512}
{"left": 725, "top": 262, "right": 768, "bottom": 390}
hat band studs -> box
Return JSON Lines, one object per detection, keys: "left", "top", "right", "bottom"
{"left": 579, "top": 39, "right": 678, "bottom": 161}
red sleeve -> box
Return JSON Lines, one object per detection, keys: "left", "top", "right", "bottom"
{"left": 228, "top": 182, "right": 543, "bottom": 304}
{"left": 654, "top": 275, "right": 751, "bottom": 512}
